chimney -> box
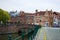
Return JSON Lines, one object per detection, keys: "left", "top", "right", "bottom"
{"left": 15, "top": 10, "right": 17, "bottom": 12}
{"left": 51, "top": 9, "right": 52, "bottom": 12}
{"left": 35, "top": 9, "right": 38, "bottom": 13}
{"left": 46, "top": 9, "right": 48, "bottom": 12}
{"left": 46, "top": 9, "right": 48, "bottom": 13}
{"left": 20, "top": 11, "right": 24, "bottom": 14}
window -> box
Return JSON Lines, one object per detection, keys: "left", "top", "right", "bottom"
{"left": 45, "top": 22, "right": 49, "bottom": 27}
{"left": 53, "top": 18, "right": 56, "bottom": 22}
{"left": 40, "top": 20, "right": 41, "bottom": 22}
{"left": 53, "top": 17, "right": 58, "bottom": 25}
{"left": 40, "top": 16, "right": 42, "bottom": 19}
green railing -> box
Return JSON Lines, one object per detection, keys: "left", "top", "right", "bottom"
{"left": 0, "top": 25, "right": 41, "bottom": 40}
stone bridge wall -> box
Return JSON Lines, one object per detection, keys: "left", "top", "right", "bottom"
{"left": 0, "top": 24, "right": 34, "bottom": 33}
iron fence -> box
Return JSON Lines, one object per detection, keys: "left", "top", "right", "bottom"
{"left": 0, "top": 24, "right": 41, "bottom": 40}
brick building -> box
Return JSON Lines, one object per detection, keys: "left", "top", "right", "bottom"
{"left": 25, "top": 13, "right": 35, "bottom": 24}
{"left": 34, "top": 9, "right": 60, "bottom": 27}
{"left": 9, "top": 10, "right": 60, "bottom": 27}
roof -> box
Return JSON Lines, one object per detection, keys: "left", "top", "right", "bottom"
{"left": 35, "top": 11, "right": 45, "bottom": 15}
{"left": 25, "top": 13, "right": 35, "bottom": 16}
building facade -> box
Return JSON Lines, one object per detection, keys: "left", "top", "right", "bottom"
{"left": 9, "top": 10, "right": 60, "bottom": 27}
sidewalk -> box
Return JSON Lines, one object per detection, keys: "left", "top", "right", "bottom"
{"left": 34, "top": 27, "right": 60, "bottom": 40}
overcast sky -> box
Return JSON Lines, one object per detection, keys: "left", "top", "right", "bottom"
{"left": 0, "top": 0, "right": 60, "bottom": 12}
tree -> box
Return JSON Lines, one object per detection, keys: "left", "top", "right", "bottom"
{"left": 0, "top": 9, "right": 10, "bottom": 25}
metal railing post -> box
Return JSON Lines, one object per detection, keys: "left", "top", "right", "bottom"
{"left": 28, "top": 28, "right": 30, "bottom": 40}
{"left": 8, "top": 34, "right": 12, "bottom": 40}
{"left": 22, "top": 29, "right": 25, "bottom": 40}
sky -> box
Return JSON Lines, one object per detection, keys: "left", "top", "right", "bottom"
{"left": 0, "top": 0, "right": 60, "bottom": 12}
